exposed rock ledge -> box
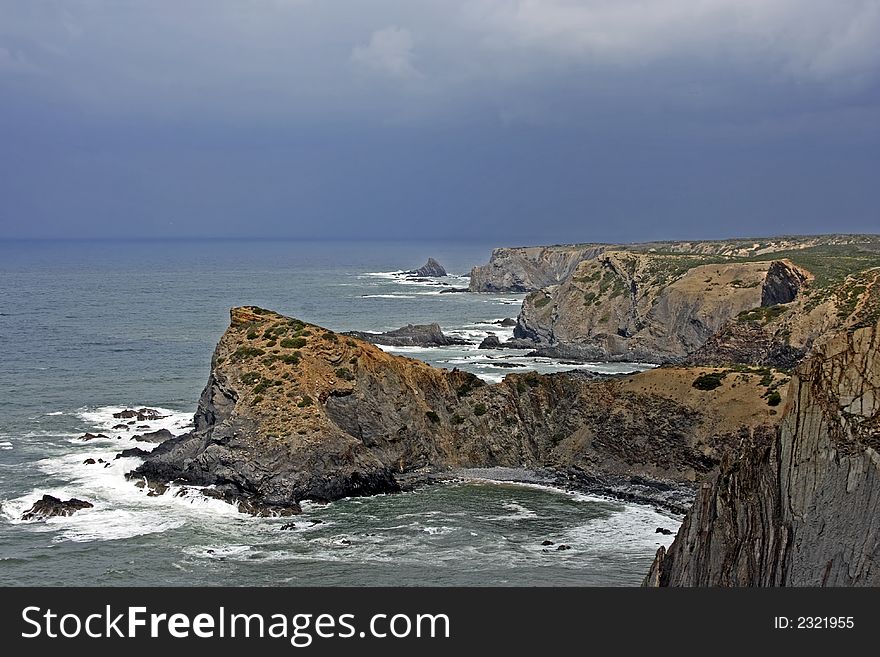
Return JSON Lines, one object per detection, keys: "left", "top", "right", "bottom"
{"left": 131, "top": 306, "right": 787, "bottom": 516}
{"left": 645, "top": 320, "right": 880, "bottom": 586}
{"left": 344, "top": 323, "right": 469, "bottom": 347}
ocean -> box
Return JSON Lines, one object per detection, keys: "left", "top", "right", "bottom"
{"left": 0, "top": 239, "right": 676, "bottom": 586}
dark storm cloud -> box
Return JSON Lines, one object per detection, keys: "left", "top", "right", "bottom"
{"left": 0, "top": 0, "right": 878, "bottom": 241}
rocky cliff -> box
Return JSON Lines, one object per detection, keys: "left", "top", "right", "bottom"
{"left": 644, "top": 320, "right": 880, "bottom": 586}
{"left": 513, "top": 242, "right": 880, "bottom": 364}
{"left": 469, "top": 235, "right": 877, "bottom": 293}
{"left": 469, "top": 244, "right": 607, "bottom": 292}
{"left": 133, "top": 306, "right": 787, "bottom": 515}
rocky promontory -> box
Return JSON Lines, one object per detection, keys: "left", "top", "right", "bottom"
{"left": 645, "top": 318, "right": 880, "bottom": 586}
{"left": 511, "top": 239, "right": 880, "bottom": 364}
{"left": 344, "top": 323, "right": 469, "bottom": 347}
{"left": 468, "top": 235, "right": 878, "bottom": 293}
{"left": 132, "top": 306, "right": 788, "bottom": 515}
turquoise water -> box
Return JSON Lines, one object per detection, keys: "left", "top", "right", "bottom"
{"left": 0, "top": 239, "right": 673, "bottom": 586}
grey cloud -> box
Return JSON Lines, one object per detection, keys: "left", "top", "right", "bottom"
{"left": 352, "top": 26, "right": 422, "bottom": 79}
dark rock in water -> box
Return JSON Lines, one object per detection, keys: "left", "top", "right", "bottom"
{"left": 339, "top": 539, "right": 351, "bottom": 545}
{"left": 113, "top": 408, "right": 168, "bottom": 422}
{"left": 541, "top": 540, "right": 554, "bottom": 546}
{"left": 197, "top": 485, "right": 302, "bottom": 516}
{"left": 132, "top": 428, "right": 174, "bottom": 443}
{"left": 345, "top": 323, "right": 468, "bottom": 347}
{"left": 439, "top": 287, "right": 470, "bottom": 294}
{"left": 491, "top": 362, "right": 525, "bottom": 368}
{"left": 479, "top": 334, "right": 536, "bottom": 350}
{"left": 115, "top": 447, "right": 150, "bottom": 460}
{"left": 97, "top": 458, "right": 105, "bottom": 463}
{"left": 405, "top": 258, "right": 447, "bottom": 278}
{"left": 655, "top": 527, "right": 674, "bottom": 535}
{"left": 21, "top": 495, "right": 93, "bottom": 520}
{"left": 496, "top": 318, "right": 517, "bottom": 327}
{"left": 133, "top": 478, "right": 168, "bottom": 496}
{"left": 83, "top": 458, "right": 96, "bottom": 465}
{"left": 504, "top": 338, "right": 537, "bottom": 350}
{"left": 79, "top": 433, "right": 108, "bottom": 441}
{"left": 310, "top": 519, "right": 324, "bottom": 526}
{"left": 112, "top": 423, "right": 129, "bottom": 431}
{"left": 280, "top": 522, "right": 297, "bottom": 530}
{"left": 556, "top": 544, "right": 571, "bottom": 551}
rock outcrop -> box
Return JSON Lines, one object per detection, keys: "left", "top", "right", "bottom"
{"left": 133, "top": 307, "right": 788, "bottom": 515}
{"left": 468, "top": 235, "right": 878, "bottom": 293}
{"left": 513, "top": 242, "right": 880, "bottom": 364}
{"left": 470, "top": 244, "right": 606, "bottom": 292}
{"left": 132, "top": 428, "right": 175, "bottom": 443}
{"left": 514, "top": 252, "right": 801, "bottom": 362}
{"left": 345, "top": 323, "right": 469, "bottom": 347}
{"left": 21, "top": 495, "right": 94, "bottom": 520}
{"left": 682, "top": 322, "right": 805, "bottom": 369}
{"left": 645, "top": 319, "right": 880, "bottom": 586}
{"left": 406, "top": 258, "right": 447, "bottom": 278}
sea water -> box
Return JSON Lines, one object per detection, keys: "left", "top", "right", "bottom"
{"left": 0, "top": 239, "right": 674, "bottom": 586}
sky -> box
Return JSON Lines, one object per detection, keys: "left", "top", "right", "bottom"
{"left": 0, "top": 0, "right": 878, "bottom": 243}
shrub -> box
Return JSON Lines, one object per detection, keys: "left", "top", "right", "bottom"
{"left": 323, "top": 331, "right": 339, "bottom": 342}
{"left": 767, "top": 390, "right": 782, "bottom": 406}
{"left": 281, "top": 352, "right": 301, "bottom": 365}
{"left": 253, "top": 395, "right": 264, "bottom": 404}
{"left": 241, "top": 372, "right": 262, "bottom": 386}
{"left": 233, "top": 346, "right": 265, "bottom": 360}
{"left": 246, "top": 330, "right": 259, "bottom": 340}
{"left": 692, "top": 372, "right": 726, "bottom": 391}
{"left": 451, "top": 414, "right": 465, "bottom": 425}
{"left": 335, "top": 367, "right": 355, "bottom": 381}
{"left": 281, "top": 337, "right": 307, "bottom": 349}
{"left": 473, "top": 403, "right": 487, "bottom": 416}
{"left": 297, "top": 395, "right": 314, "bottom": 408}
{"left": 425, "top": 410, "right": 440, "bottom": 424}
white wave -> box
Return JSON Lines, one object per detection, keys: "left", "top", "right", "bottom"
{"left": 0, "top": 442, "right": 12, "bottom": 450}
{"left": 1, "top": 440, "right": 243, "bottom": 542}
{"left": 483, "top": 501, "right": 538, "bottom": 521}
{"left": 45, "top": 411, "right": 64, "bottom": 416}
{"left": 77, "top": 405, "right": 193, "bottom": 436}
{"left": 183, "top": 544, "right": 255, "bottom": 560}
{"left": 421, "top": 526, "right": 455, "bottom": 535}
{"left": 360, "top": 294, "right": 417, "bottom": 299}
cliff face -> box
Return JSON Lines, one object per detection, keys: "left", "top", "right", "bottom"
{"left": 513, "top": 243, "right": 880, "bottom": 364}
{"left": 645, "top": 320, "right": 880, "bottom": 586}
{"left": 469, "top": 244, "right": 606, "bottom": 293}
{"left": 468, "top": 235, "right": 876, "bottom": 293}
{"left": 134, "top": 307, "right": 785, "bottom": 515}
{"left": 514, "top": 252, "right": 808, "bottom": 362}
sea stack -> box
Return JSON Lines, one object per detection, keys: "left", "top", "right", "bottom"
{"left": 406, "top": 258, "right": 447, "bottom": 277}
